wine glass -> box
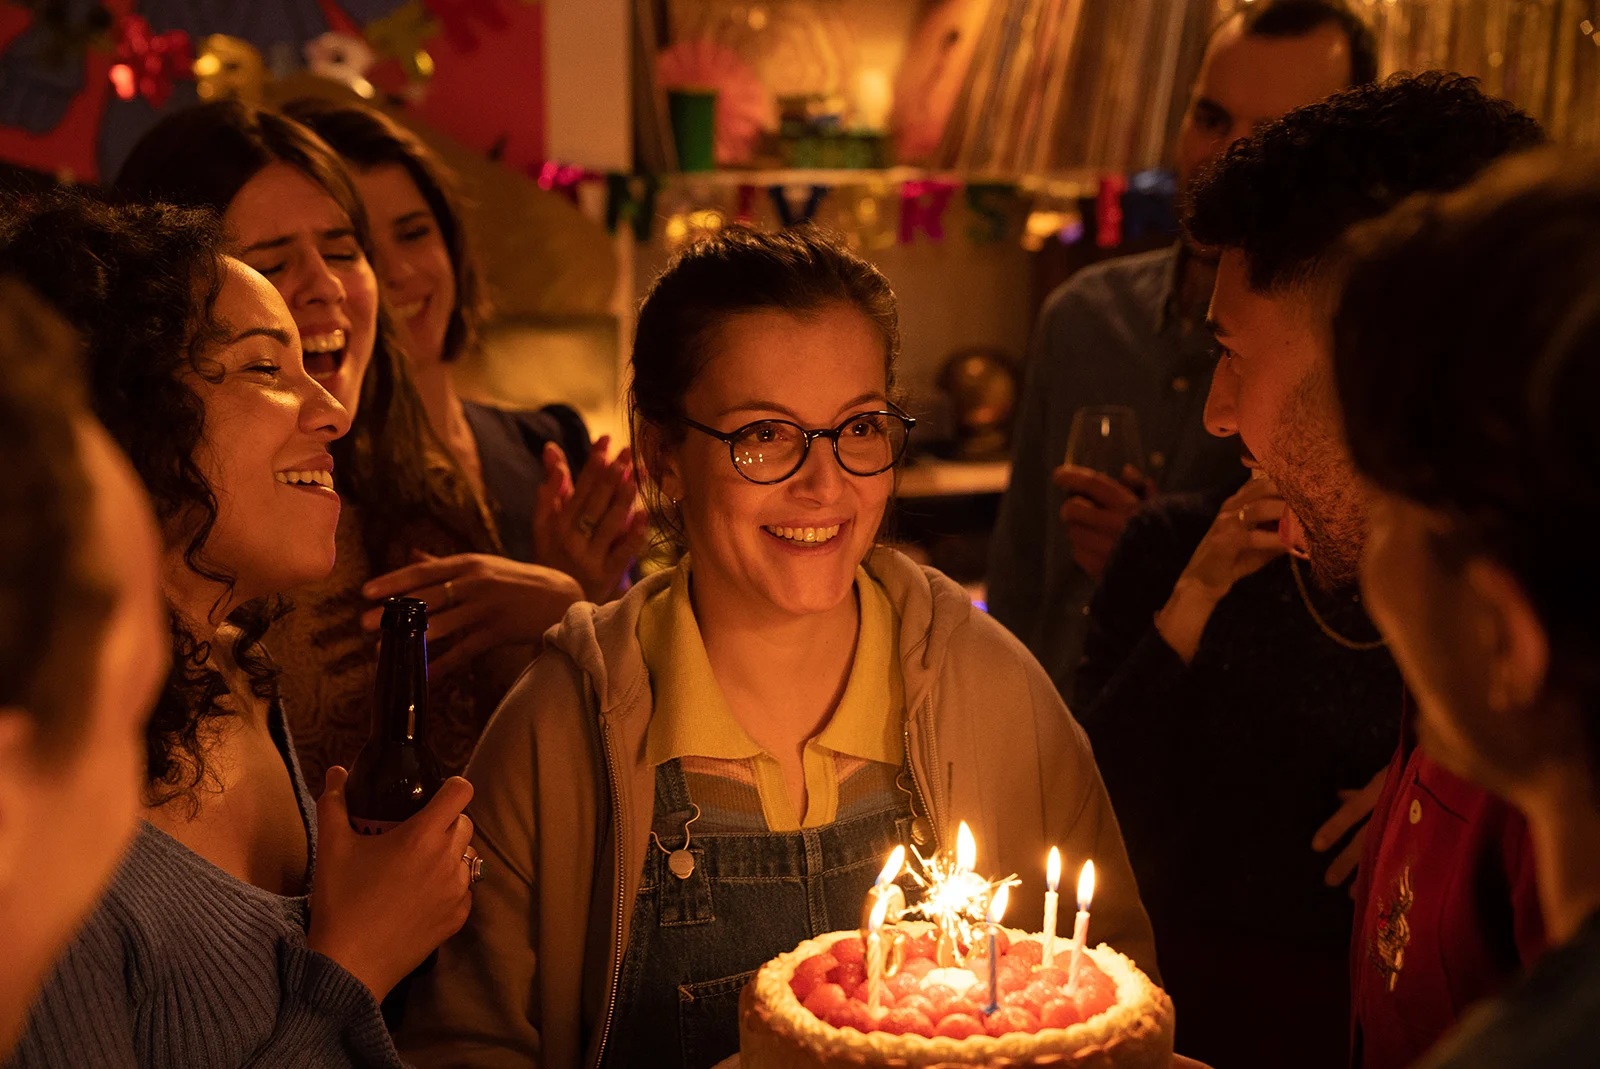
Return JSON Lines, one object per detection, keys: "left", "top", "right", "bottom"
{"left": 1064, "top": 405, "right": 1144, "bottom": 478}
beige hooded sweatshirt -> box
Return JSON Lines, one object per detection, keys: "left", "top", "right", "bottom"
{"left": 400, "top": 547, "right": 1156, "bottom": 1069}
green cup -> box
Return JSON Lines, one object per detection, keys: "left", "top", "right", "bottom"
{"left": 668, "top": 88, "right": 718, "bottom": 172}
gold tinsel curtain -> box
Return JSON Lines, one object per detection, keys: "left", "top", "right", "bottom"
{"left": 938, "top": 0, "right": 1600, "bottom": 179}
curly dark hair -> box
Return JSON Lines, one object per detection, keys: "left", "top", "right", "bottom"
{"left": 0, "top": 190, "right": 281, "bottom": 804}
{"left": 284, "top": 96, "right": 489, "bottom": 364}
{"left": 629, "top": 225, "right": 902, "bottom": 545}
{"left": 114, "top": 100, "right": 496, "bottom": 570}
{"left": 1185, "top": 71, "right": 1545, "bottom": 294}
{"left": 0, "top": 278, "right": 115, "bottom": 760}
{"left": 1334, "top": 150, "right": 1600, "bottom": 774}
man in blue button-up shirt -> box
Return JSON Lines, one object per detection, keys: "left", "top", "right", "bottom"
{"left": 987, "top": 0, "right": 1375, "bottom": 698}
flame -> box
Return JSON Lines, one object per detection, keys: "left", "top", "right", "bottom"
{"left": 869, "top": 887, "right": 892, "bottom": 930}
{"left": 904, "top": 824, "right": 1019, "bottom": 968}
{"left": 1047, "top": 846, "right": 1061, "bottom": 892}
{"left": 988, "top": 883, "right": 1010, "bottom": 924}
{"left": 1077, "top": 860, "right": 1096, "bottom": 910}
{"left": 877, "top": 845, "right": 906, "bottom": 887}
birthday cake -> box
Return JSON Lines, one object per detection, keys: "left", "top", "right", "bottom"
{"left": 738, "top": 921, "right": 1174, "bottom": 1068}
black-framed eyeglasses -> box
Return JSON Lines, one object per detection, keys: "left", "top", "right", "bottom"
{"left": 680, "top": 407, "right": 917, "bottom": 485}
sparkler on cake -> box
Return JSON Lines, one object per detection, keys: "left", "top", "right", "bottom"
{"left": 737, "top": 820, "right": 1174, "bottom": 1066}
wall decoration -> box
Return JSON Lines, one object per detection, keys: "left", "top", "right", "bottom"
{"left": 0, "top": 0, "right": 545, "bottom": 182}
{"left": 655, "top": 37, "right": 774, "bottom": 165}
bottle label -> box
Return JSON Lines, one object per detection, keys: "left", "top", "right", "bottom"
{"left": 350, "top": 816, "right": 403, "bottom": 836}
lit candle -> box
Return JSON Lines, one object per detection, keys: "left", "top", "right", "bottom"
{"left": 953, "top": 823, "right": 989, "bottom": 905}
{"left": 860, "top": 845, "right": 907, "bottom": 930}
{"left": 866, "top": 890, "right": 891, "bottom": 1017}
{"left": 985, "top": 883, "right": 1010, "bottom": 1016}
{"left": 956, "top": 821, "right": 977, "bottom": 870}
{"left": 1041, "top": 847, "right": 1061, "bottom": 967}
{"left": 879, "top": 844, "right": 907, "bottom": 886}
{"left": 937, "top": 821, "right": 981, "bottom": 967}
{"left": 1067, "top": 861, "right": 1096, "bottom": 988}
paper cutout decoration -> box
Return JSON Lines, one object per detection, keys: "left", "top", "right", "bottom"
{"left": 304, "top": 31, "right": 376, "bottom": 98}
{"left": 109, "top": 14, "right": 191, "bottom": 108}
{"left": 655, "top": 38, "right": 774, "bottom": 166}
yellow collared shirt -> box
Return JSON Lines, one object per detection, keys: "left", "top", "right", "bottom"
{"left": 637, "top": 562, "right": 904, "bottom": 832}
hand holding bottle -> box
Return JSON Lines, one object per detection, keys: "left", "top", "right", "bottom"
{"left": 308, "top": 767, "right": 477, "bottom": 1001}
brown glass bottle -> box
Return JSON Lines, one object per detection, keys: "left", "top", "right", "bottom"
{"left": 346, "top": 596, "right": 442, "bottom": 835}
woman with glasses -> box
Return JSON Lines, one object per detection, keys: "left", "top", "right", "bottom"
{"left": 399, "top": 227, "right": 1155, "bottom": 1069}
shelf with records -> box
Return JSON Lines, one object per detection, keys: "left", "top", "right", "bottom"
{"left": 638, "top": 0, "right": 1600, "bottom": 191}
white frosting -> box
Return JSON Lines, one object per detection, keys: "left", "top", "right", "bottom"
{"left": 922, "top": 967, "right": 980, "bottom": 995}
{"left": 750, "top": 922, "right": 1165, "bottom": 1066}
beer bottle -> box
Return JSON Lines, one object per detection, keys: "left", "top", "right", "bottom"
{"left": 346, "top": 596, "right": 442, "bottom": 834}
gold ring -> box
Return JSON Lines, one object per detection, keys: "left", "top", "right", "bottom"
{"left": 443, "top": 579, "right": 455, "bottom": 607}
{"left": 575, "top": 517, "right": 599, "bottom": 538}
{"left": 1237, "top": 507, "right": 1249, "bottom": 526}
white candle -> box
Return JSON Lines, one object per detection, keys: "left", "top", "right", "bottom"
{"left": 1042, "top": 847, "right": 1062, "bottom": 967}
{"left": 1067, "top": 861, "right": 1096, "bottom": 987}
{"left": 866, "top": 890, "right": 891, "bottom": 1017}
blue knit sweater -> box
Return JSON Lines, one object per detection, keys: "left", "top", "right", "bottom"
{"left": 7, "top": 705, "right": 403, "bottom": 1069}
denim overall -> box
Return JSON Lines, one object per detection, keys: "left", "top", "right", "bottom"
{"left": 602, "top": 759, "right": 911, "bottom": 1069}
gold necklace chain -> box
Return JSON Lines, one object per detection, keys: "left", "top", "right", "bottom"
{"left": 1290, "top": 555, "right": 1387, "bottom": 652}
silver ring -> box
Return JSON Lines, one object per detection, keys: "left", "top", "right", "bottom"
{"left": 463, "top": 852, "right": 484, "bottom": 885}
{"left": 575, "top": 517, "right": 599, "bottom": 538}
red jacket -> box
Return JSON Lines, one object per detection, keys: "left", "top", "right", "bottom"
{"left": 1350, "top": 714, "right": 1544, "bottom": 1069}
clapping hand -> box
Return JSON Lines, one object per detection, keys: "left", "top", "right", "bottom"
{"left": 1054, "top": 464, "right": 1158, "bottom": 579}
{"left": 308, "top": 768, "right": 477, "bottom": 1000}
{"left": 532, "top": 436, "right": 651, "bottom": 602}
{"left": 1313, "top": 766, "right": 1388, "bottom": 889}
{"left": 362, "top": 552, "right": 583, "bottom": 676}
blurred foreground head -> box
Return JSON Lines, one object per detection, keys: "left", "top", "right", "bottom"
{"left": 1336, "top": 151, "right": 1600, "bottom": 801}
{"left": 0, "top": 279, "right": 166, "bottom": 1057}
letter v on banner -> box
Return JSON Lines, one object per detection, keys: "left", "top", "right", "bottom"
{"left": 769, "top": 184, "right": 829, "bottom": 228}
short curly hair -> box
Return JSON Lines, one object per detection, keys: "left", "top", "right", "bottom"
{"left": 0, "top": 191, "right": 279, "bottom": 805}
{"left": 1335, "top": 151, "right": 1600, "bottom": 770}
{"left": 1185, "top": 71, "right": 1545, "bottom": 294}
